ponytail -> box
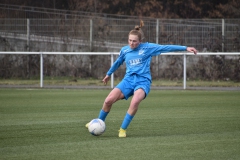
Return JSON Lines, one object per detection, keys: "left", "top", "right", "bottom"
{"left": 134, "top": 20, "right": 144, "bottom": 31}
{"left": 129, "top": 20, "right": 145, "bottom": 41}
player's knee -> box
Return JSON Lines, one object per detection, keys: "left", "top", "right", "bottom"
{"left": 104, "top": 97, "right": 114, "bottom": 106}
{"left": 131, "top": 98, "right": 141, "bottom": 106}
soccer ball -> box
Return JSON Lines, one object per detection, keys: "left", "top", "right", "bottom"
{"left": 88, "top": 118, "right": 106, "bottom": 136}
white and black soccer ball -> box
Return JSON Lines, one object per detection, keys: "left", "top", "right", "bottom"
{"left": 88, "top": 118, "right": 106, "bottom": 136}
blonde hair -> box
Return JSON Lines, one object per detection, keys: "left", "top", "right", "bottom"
{"left": 129, "top": 20, "right": 145, "bottom": 41}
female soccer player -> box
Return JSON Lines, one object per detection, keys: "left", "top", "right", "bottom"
{"left": 86, "top": 20, "right": 197, "bottom": 137}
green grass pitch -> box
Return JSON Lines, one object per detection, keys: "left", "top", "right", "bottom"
{"left": 0, "top": 88, "right": 240, "bottom": 160}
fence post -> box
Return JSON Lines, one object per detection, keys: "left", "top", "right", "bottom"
{"left": 27, "top": 19, "right": 30, "bottom": 78}
{"left": 156, "top": 19, "right": 159, "bottom": 77}
{"left": 110, "top": 53, "right": 114, "bottom": 88}
{"left": 27, "top": 19, "right": 30, "bottom": 50}
{"left": 222, "top": 19, "right": 225, "bottom": 52}
{"left": 40, "top": 52, "right": 43, "bottom": 88}
{"left": 90, "top": 19, "right": 93, "bottom": 51}
{"left": 183, "top": 54, "right": 186, "bottom": 89}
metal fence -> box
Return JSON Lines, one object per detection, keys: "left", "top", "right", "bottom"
{"left": 0, "top": 4, "right": 239, "bottom": 84}
{"left": 0, "top": 4, "right": 240, "bottom": 52}
{"left": 1, "top": 51, "right": 239, "bottom": 89}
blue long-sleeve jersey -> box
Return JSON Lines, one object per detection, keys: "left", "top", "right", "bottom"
{"left": 107, "top": 42, "right": 187, "bottom": 82}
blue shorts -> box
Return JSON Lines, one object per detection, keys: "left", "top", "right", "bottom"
{"left": 115, "top": 74, "right": 151, "bottom": 100}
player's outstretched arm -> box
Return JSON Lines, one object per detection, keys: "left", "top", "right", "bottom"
{"left": 102, "top": 75, "right": 110, "bottom": 85}
{"left": 187, "top": 47, "right": 197, "bottom": 55}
